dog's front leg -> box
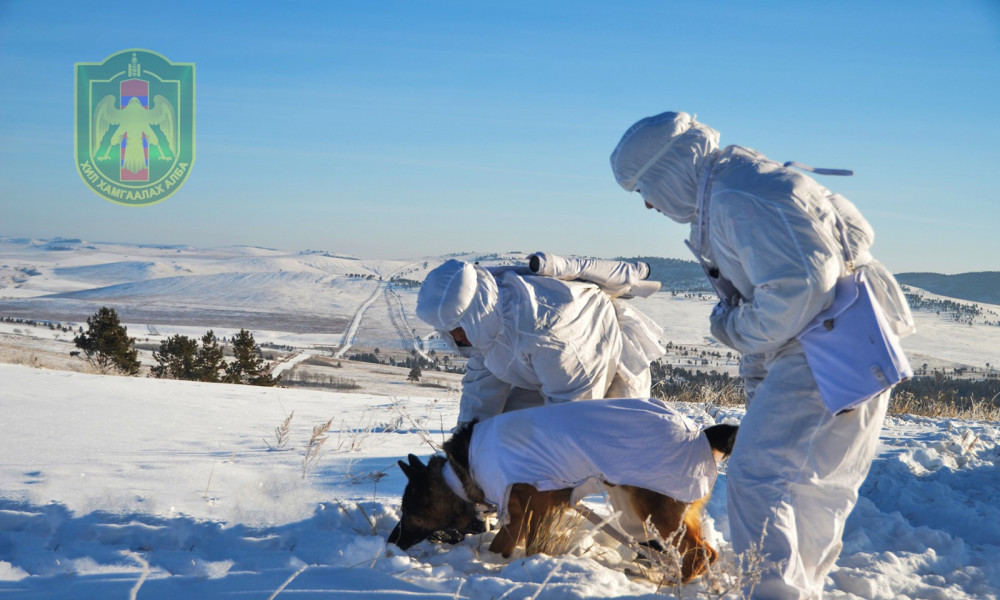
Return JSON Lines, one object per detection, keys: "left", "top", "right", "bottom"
{"left": 490, "top": 483, "right": 533, "bottom": 557}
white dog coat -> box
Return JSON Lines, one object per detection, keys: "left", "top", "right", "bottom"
{"left": 467, "top": 398, "right": 717, "bottom": 521}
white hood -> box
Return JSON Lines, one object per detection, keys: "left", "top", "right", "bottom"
{"left": 416, "top": 259, "right": 479, "bottom": 331}
{"left": 456, "top": 265, "right": 502, "bottom": 351}
{"left": 610, "top": 111, "right": 720, "bottom": 224}
{"left": 416, "top": 259, "right": 504, "bottom": 355}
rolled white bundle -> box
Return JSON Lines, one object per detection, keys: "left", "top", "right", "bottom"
{"left": 527, "top": 251, "right": 661, "bottom": 298}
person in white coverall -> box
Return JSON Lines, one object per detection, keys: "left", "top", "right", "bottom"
{"left": 416, "top": 259, "right": 660, "bottom": 426}
{"left": 610, "top": 112, "right": 914, "bottom": 600}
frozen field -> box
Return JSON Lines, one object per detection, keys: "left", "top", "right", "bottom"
{"left": 0, "top": 365, "right": 998, "bottom": 599}
{"left": 1, "top": 237, "right": 999, "bottom": 598}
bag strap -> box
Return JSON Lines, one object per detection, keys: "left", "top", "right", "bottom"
{"left": 832, "top": 212, "right": 857, "bottom": 274}
{"left": 782, "top": 161, "right": 857, "bottom": 274}
{"left": 782, "top": 161, "right": 854, "bottom": 177}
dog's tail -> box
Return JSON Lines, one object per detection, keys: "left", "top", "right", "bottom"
{"left": 703, "top": 424, "right": 738, "bottom": 457}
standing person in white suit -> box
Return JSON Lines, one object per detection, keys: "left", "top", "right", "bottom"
{"left": 610, "top": 111, "right": 914, "bottom": 599}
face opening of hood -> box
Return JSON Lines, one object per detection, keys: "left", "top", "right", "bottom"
{"left": 611, "top": 111, "right": 721, "bottom": 224}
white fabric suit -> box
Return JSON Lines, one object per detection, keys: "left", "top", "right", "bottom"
{"left": 417, "top": 259, "right": 658, "bottom": 424}
{"left": 611, "top": 112, "right": 914, "bottom": 599}
{"left": 468, "top": 398, "right": 717, "bottom": 523}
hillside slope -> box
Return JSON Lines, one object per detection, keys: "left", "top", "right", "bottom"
{"left": 896, "top": 272, "right": 1000, "bottom": 305}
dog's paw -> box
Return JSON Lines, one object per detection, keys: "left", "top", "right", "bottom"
{"left": 427, "top": 529, "right": 467, "bottom": 545}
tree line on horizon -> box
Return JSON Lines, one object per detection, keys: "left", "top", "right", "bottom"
{"left": 72, "top": 306, "right": 279, "bottom": 386}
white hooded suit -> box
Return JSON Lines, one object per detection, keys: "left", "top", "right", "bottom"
{"left": 417, "top": 260, "right": 661, "bottom": 424}
{"left": 611, "top": 112, "right": 914, "bottom": 600}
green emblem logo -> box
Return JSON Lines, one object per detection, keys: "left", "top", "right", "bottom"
{"left": 75, "top": 49, "right": 195, "bottom": 206}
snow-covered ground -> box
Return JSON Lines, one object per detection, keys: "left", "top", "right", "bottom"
{"left": 2, "top": 237, "right": 1000, "bottom": 598}
{"left": 0, "top": 364, "right": 998, "bottom": 599}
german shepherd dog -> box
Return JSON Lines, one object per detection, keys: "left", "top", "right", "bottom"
{"left": 389, "top": 399, "right": 737, "bottom": 583}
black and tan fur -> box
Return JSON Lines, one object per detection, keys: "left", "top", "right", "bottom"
{"left": 389, "top": 421, "right": 738, "bottom": 583}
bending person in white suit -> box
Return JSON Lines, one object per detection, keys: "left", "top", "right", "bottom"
{"left": 417, "top": 258, "right": 664, "bottom": 426}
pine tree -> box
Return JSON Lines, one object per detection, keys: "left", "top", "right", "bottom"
{"left": 151, "top": 334, "right": 198, "bottom": 379}
{"left": 224, "top": 329, "right": 279, "bottom": 386}
{"left": 73, "top": 307, "right": 141, "bottom": 375}
{"left": 195, "top": 330, "right": 226, "bottom": 382}
{"left": 407, "top": 365, "right": 421, "bottom": 382}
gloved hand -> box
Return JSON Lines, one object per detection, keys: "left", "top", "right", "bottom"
{"left": 709, "top": 300, "right": 736, "bottom": 348}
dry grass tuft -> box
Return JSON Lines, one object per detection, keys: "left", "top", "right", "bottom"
{"left": 0, "top": 347, "right": 43, "bottom": 369}
{"left": 888, "top": 389, "right": 1000, "bottom": 422}
{"left": 524, "top": 506, "right": 590, "bottom": 557}
{"left": 623, "top": 518, "right": 771, "bottom": 599}
{"left": 627, "top": 521, "right": 686, "bottom": 591}
{"left": 658, "top": 378, "right": 1000, "bottom": 422}
{"left": 654, "top": 381, "right": 745, "bottom": 407}
{"left": 696, "top": 532, "right": 771, "bottom": 600}
{"left": 302, "top": 417, "right": 333, "bottom": 479}
{"left": 264, "top": 411, "right": 294, "bottom": 451}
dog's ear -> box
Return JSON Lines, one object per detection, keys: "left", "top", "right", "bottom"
{"left": 398, "top": 454, "right": 426, "bottom": 479}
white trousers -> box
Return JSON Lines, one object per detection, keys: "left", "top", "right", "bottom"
{"left": 727, "top": 350, "right": 888, "bottom": 600}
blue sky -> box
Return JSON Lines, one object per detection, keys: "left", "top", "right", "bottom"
{"left": 1, "top": 1, "right": 998, "bottom": 273}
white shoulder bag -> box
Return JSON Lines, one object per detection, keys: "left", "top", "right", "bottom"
{"left": 797, "top": 215, "right": 913, "bottom": 414}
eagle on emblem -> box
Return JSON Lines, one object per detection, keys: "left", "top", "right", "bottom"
{"left": 93, "top": 95, "right": 176, "bottom": 173}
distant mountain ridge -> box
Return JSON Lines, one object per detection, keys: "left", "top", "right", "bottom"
{"left": 4, "top": 236, "right": 996, "bottom": 306}
{"left": 618, "top": 256, "right": 713, "bottom": 293}
{"left": 895, "top": 272, "right": 1000, "bottom": 306}
{"left": 623, "top": 257, "right": 1000, "bottom": 306}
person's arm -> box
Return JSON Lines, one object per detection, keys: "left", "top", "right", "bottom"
{"left": 457, "top": 352, "right": 511, "bottom": 424}
{"left": 709, "top": 191, "right": 841, "bottom": 355}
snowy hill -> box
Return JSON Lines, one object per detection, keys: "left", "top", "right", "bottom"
{"left": 1, "top": 236, "right": 1000, "bottom": 598}
{"left": 0, "top": 364, "right": 998, "bottom": 599}
{"left": 1, "top": 236, "right": 998, "bottom": 371}
{"left": 0, "top": 238, "right": 425, "bottom": 336}
{"left": 897, "top": 271, "right": 1000, "bottom": 306}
